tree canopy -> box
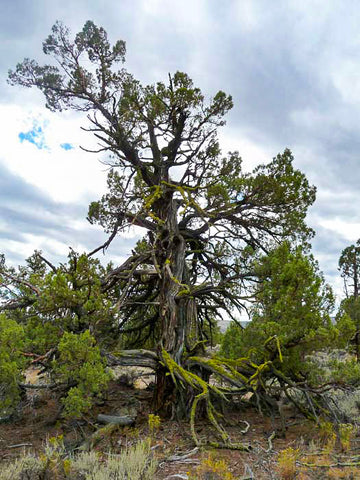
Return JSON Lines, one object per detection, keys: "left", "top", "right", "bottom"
{"left": 1, "top": 20, "right": 331, "bottom": 447}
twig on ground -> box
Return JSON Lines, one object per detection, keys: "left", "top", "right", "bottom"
{"left": 8, "top": 443, "right": 32, "bottom": 449}
{"left": 240, "top": 420, "right": 250, "bottom": 434}
{"left": 164, "top": 475, "right": 189, "bottom": 480}
{"left": 241, "top": 462, "right": 255, "bottom": 479}
{"left": 166, "top": 447, "right": 199, "bottom": 462}
{"left": 298, "top": 460, "right": 360, "bottom": 468}
{"left": 265, "top": 431, "right": 276, "bottom": 453}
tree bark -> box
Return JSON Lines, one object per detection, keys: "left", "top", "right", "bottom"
{"left": 152, "top": 195, "right": 192, "bottom": 414}
{"left": 104, "top": 350, "right": 158, "bottom": 369}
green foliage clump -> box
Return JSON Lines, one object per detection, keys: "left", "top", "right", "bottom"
{"left": 336, "top": 297, "right": 360, "bottom": 355}
{"left": 219, "top": 321, "right": 244, "bottom": 359}
{"left": 221, "top": 242, "right": 335, "bottom": 378}
{"left": 35, "top": 252, "right": 113, "bottom": 343}
{"left": 338, "top": 239, "right": 360, "bottom": 298}
{"left": 335, "top": 311, "right": 357, "bottom": 350}
{"left": 0, "top": 314, "right": 26, "bottom": 413}
{"left": 53, "top": 330, "right": 111, "bottom": 418}
{"left": 328, "top": 358, "right": 360, "bottom": 385}
{"left": 2, "top": 250, "right": 117, "bottom": 355}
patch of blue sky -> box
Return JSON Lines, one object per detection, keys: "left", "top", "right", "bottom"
{"left": 60, "top": 143, "right": 74, "bottom": 151}
{"left": 236, "top": 192, "right": 244, "bottom": 201}
{"left": 18, "top": 120, "right": 48, "bottom": 150}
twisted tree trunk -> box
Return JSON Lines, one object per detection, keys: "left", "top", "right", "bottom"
{"left": 152, "top": 195, "right": 195, "bottom": 415}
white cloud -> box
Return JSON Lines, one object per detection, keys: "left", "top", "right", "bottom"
{"left": 331, "top": 59, "right": 360, "bottom": 104}
{"left": 0, "top": 104, "right": 107, "bottom": 203}
{"left": 319, "top": 219, "right": 360, "bottom": 242}
{"left": 234, "top": 1, "right": 263, "bottom": 32}
{"left": 219, "top": 129, "right": 270, "bottom": 172}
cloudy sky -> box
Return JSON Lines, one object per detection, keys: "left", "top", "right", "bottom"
{"left": 1, "top": 0, "right": 360, "bottom": 303}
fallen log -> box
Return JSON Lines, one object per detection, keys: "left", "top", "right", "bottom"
{"left": 104, "top": 350, "right": 158, "bottom": 370}
{"left": 97, "top": 414, "right": 135, "bottom": 426}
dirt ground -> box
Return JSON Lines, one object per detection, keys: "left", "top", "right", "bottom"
{"left": 1, "top": 378, "right": 360, "bottom": 479}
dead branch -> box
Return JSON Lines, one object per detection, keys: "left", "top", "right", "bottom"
{"left": 166, "top": 447, "right": 199, "bottom": 462}
{"left": 18, "top": 382, "right": 61, "bottom": 390}
{"left": 21, "top": 348, "right": 55, "bottom": 365}
{"left": 37, "top": 254, "right": 57, "bottom": 272}
{"left": 87, "top": 220, "right": 120, "bottom": 256}
{"left": 0, "top": 272, "right": 40, "bottom": 296}
{"left": 265, "top": 431, "right": 276, "bottom": 453}
{"left": 97, "top": 414, "right": 135, "bottom": 426}
{"left": 240, "top": 420, "right": 250, "bottom": 434}
{"left": 104, "top": 349, "right": 158, "bottom": 370}
{"left": 7, "top": 443, "right": 33, "bottom": 449}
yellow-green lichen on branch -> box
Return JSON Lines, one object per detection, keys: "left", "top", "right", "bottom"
{"left": 165, "top": 264, "right": 191, "bottom": 295}
{"left": 142, "top": 185, "right": 165, "bottom": 225}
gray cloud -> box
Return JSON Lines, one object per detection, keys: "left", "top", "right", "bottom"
{"left": 0, "top": 163, "right": 136, "bottom": 266}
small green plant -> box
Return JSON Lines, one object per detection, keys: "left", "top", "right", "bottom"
{"left": 45, "top": 434, "right": 66, "bottom": 456}
{"left": 148, "top": 413, "right": 161, "bottom": 437}
{"left": 339, "top": 423, "right": 355, "bottom": 452}
{"left": 277, "top": 447, "right": 299, "bottom": 480}
{"left": 188, "top": 454, "right": 234, "bottom": 480}
{"left": 41, "top": 434, "right": 68, "bottom": 478}
{"left": 319, "top": 421, "right": 336, "bottom": 453}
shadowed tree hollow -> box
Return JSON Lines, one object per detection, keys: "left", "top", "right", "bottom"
{"left": 4, "top": 21, "right": 322, "bottom": 446}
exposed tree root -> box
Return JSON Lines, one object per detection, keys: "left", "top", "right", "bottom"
{"left": 100, "top": 346, "right": 347, "bottom": 450}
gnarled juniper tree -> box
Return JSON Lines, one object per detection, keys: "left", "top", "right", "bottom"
{"left": 4, "top": 21, "right": 321, "bottom": 445}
